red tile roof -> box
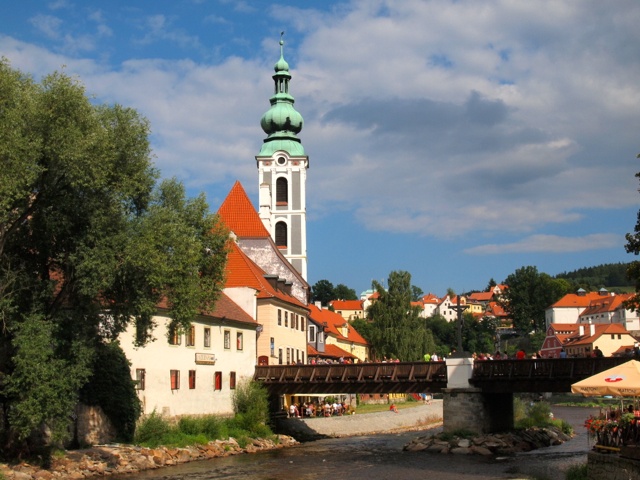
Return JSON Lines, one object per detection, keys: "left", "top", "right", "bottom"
{"left": 551, "top": 292, "right": 606, "bottom": 308}
{"left": 564, "top": 323, "right": 632, "bottom": 346}
{"left": 308, "top": 304, "right": 368, "bottom": 345}
{"left": 205, "top": 292, "right": 256, "bottom": 326}
{"left": 217, "top": 181, "right": 270, "bottom": 238}
{"left": 580, "top": 293, "right": 633, "bottom": 316}
{"left": 225, "top": 242, "right": 307, "bottom": 309}
{"left": 468, "top": 292, "right": 493, "bottom": 302}
{"left": 329, "top": 299, "right": 364, "bottom": 311}
{"left": 307, "top": 343, "right": 357, "bottom": 359}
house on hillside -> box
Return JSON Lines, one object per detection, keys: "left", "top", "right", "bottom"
{"left": 544, "top": 289, "right": 610, "bottom": 329}
{"left": 563, "top": 323, "right": 636, "bottom": 358}
{"left": 578, "top": 293, "right": 640, "bottom": 333}
{"left": 435, "top": 295, "right": 469, "bottom": 322}
{"left": 540, "top": 323, "right": 582, "bottom": 358}
{"left": 541, "top": 322, "right": 639, "bottom": 359}
{"left": 119, "top": 293, "right": 258, "bottom": 417}
{"left": 308, "top": 304, "right": 369, "bottom": 362}
{"left": 329, "top": 299, "right": 365, "bottom": 321}
{"left": 413, "top": 293, "right": 441, "bottom": 318}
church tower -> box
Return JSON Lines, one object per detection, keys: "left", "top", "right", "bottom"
{"left": 256, "top": 34, "right": 309, "bottom": 280}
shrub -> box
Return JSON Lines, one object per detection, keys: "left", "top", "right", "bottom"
{"left": 231, "top": 380, "right": 270, "bottom": 435}
{"left": 134, "top": 411, "right": 171, "bottom": 447}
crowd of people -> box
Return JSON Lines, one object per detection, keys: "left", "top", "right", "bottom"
{"left": 288, "top": 400, "right": 353, "bottom": 418}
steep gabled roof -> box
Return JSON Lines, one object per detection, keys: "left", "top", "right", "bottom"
{"left": 225, "top": 242, "right": 307, "bottom": 309}
{"left": 217, "top": 181, "right": 270, "bottom": 238}
{"left": 308, "top": 304, "right": 368, "bottom": 345}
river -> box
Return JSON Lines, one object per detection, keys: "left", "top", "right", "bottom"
{"left": 110, "top": 406, "right": 599, "bottom": 480}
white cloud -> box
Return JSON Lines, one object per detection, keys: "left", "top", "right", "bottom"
{"left": 4, "top": 0, "right": 640, "bottom": 248}
{"left": 464, "top": 233, "right": 623, "bottom": 255}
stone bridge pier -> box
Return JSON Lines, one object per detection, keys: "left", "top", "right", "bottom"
{"left": 443, "top": 357, "right": 514, "bottom": 434}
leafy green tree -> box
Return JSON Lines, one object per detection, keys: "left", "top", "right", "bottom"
{"left": 311, "top": 279, "right": 335, "bottom": 306}
{"left": 0, "top": 62, "right": 228, "bottom": 454}
{"left": 626, "top": 157, "right": 640, "bottom": 312}
{"left": 366, "top": 271, "right": 429, "bottom": 361}
{"left": 501, "top": 266, "right": 571, "bottom": 333}
{"left": 334, "top": 283, "right": 357, "bottom": 300}
{"left": 411, "top": 285, "right": 424, "bottom": 301}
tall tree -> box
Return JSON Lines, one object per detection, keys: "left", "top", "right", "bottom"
{"left": 366, "top": 271, "right": 429, "bottom": 361}
{"left": 411, "top": 285, "right": 424, "bottom": 301}
{"left": 311, "top": 279, "right": 334, "bottom": 306}
{"left": 625, "top": 155, "right": 640, "bottom": 312}
{"left": 334, "top": 283, "right": 357, "bottom": 300}
{"left": 0, "top": 62, "right": 228, "bottom": 453}
{"left": 500, "top": 266, "right": 571, "bottom": 333}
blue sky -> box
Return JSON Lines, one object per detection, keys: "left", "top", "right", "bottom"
{"left": 2, "top": 1, "right": 639, "bottom": 297}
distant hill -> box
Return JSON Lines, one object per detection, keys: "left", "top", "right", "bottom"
{"left": 554, "top": 262, "right": 633, "bottom": 290}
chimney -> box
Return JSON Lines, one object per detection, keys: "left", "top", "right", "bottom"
{"left": 579, "top": 325, "right": 585, "bottom": 336}
{"left": 315, "top": 301, "right": 322, "bottom": 309}
{"left": 263, "top": 274, "right": 278, "bottom": 289}
{"left": 590, "top": 324, "right": 595, "bottom": 336}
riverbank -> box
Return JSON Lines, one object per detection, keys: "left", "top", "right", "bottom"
{"left": 0, "top": 435, "right": 299, "bottom": 479}
{"left": 0, "top": 403, "right": 440, "bottom": 479}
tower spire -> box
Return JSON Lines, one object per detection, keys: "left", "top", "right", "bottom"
{"left": 259, "top": 32, "right": 305, "bottom": 156}
{"left": 255, "top": 35, "right": 309, "bottom": 280}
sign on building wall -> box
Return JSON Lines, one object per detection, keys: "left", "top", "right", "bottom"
{"left": 195, "top": 353, "right": 216, "bottom": 365}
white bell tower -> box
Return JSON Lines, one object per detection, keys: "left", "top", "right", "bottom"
{"left": 256, "top": 34, "right": 308, "bottom": 279}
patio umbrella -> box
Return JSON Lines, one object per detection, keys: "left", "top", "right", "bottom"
{"left": 571, "top": 359, "right": 640, "bottom": 397}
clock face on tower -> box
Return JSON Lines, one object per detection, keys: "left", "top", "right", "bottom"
{"left": 276, "top": 156, "right": 287, "bottom": 166}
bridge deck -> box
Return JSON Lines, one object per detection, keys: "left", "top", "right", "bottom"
{"left": 470, "top": 357, "right": 629, "bottom": 392}
{"left": 254, "top": 362, "right": 448, "bottom": 395}
{"left": 254, "top": 357, "right": 632, "bottom": 395}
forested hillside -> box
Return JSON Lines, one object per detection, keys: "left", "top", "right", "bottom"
{"left": 554, "top": 262, "right": 632, "bottom": 289}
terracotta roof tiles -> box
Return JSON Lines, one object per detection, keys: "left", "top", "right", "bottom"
{"left": 217, "top": 181, "right": 270, "bottom": 238}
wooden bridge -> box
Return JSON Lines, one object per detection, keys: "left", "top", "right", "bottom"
{"left": 254, "top": 357, "right": 629, "bottom": 395}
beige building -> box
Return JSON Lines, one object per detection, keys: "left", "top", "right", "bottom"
{"left": 119, "top": 293, "right": 258, "bottom": 417}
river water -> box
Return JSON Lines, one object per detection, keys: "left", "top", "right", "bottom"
{"left": 111, "top": 406, "right": 599, "bottom": 480}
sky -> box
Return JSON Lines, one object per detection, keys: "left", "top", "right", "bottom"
{"left": 1, "top": 1, "right": 639, "bottom": 297}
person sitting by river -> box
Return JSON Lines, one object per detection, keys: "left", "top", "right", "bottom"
{"left": 390, "top": 403, "right": 398, "bottom": 413}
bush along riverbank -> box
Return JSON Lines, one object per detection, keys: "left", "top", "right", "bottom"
{"left": 0, "top": 434, "right": 299, "bottom": 479}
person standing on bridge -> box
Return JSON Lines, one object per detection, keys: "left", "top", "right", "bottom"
{"left": 423, "top": 352, "right": 431, "bottom": 362}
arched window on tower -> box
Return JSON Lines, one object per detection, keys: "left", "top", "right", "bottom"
{"left": 276, "top": 177, "right": 288, "bottom": 205}
{"left": 275, "top": 221, "right": 288, "bottom": 248}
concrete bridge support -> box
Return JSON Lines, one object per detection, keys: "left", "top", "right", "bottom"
{"left": 443, "top": 356, "right": 514, "bottom": 434}
{"left": 443, "top": 388, "right": 514, "bottom": 434}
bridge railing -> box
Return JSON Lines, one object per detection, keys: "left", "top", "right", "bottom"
{"left": 254, "top": 361, "right": 447, "bottom": 386}
{"left": 471, "top": 357, "right": 627, "bottom": 381}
